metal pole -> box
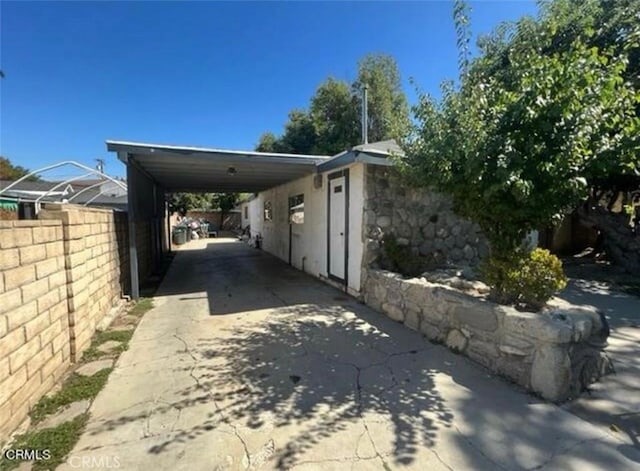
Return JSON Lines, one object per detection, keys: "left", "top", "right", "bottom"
{"left": 166, "top": 199, "right": 172, "bottom": 253}
{"left": 126, "top": 159, "right": 140, "bottom": 300}
{"left": 362, "top": 84, "right": 369, "bottom": 145}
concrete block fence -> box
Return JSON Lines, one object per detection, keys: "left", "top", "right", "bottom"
{"left": 0, "top": 204, "right": 139, "bottom": 443}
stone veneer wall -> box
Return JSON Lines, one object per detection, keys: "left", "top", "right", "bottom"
{"left": 364, "top": 269, "right": 610, "bottom": 402}
{"left": 361, "top": 164, "right": 489, "bottom": 282}
{"left": 0, "top": 204, "right": 136, "bottom": 443}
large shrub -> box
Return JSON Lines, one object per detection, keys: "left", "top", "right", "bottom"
{"left": 481, "top": 248, "right": 568, "bottom": 310}
{"left": 400, "top": 0, "right": 639, "bottom": 293}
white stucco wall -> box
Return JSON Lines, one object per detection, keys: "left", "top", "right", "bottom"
{"left": 246, "top": 162, "right": 365, "bottom": 295}
{"left": 240, "top": 201, "right": 251, "bottom": 229}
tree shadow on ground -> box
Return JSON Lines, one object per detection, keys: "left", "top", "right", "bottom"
{"left": 88, "top": 298, "right": 453, "bottom": 468}
{"left": 80, "top": 240, "right": 639, "bottom": 470}
{"left": 180, "top": 304, "right": 453, "bottom": 468}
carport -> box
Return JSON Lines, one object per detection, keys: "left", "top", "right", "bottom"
{"left": 106, "top": 140, "right": 329, "bottom": 299}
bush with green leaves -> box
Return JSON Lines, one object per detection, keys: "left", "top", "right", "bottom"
{"left": 481, "top": 248, "right": 568, "bottom": 310}
{"left": 400, "top": 0, "right": 639, "bottom": 288}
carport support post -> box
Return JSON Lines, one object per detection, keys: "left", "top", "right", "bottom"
{"left": 126, "top": 157, "right": 140, "bottom": 300}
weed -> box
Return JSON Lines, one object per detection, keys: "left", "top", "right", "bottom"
{"left": 0, "top": 414, "right": 89, "bottom": 471}
{"left": 30, "top": 370, "right": 111, "bottom": 424}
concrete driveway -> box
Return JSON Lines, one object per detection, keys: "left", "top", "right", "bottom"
{"left": 59, "top": 239, "right": 639, "bottom": 470}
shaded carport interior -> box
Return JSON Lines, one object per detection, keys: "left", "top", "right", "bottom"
{"left": 106, "top": 140, "right": 330, "bottom": 299}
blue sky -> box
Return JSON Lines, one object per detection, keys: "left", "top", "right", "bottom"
{"left": 1, "top": 1, "right": 538, "bottom": 178}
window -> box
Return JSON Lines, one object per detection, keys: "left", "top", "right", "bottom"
{"left": 244, "top": 206, "right": 248, "bottom": 219}
{"left": 264, "top": 201, "right": 273, "bottom": 221}
{"left": 289, "top": 194, "right": 304, "bottom": 224}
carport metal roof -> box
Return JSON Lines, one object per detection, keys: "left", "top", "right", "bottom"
{"left": 107, "top": 140, "right": 330, "bottom": 193}
{"left": 105, "top": 138, "right": 399, "bottom": 301}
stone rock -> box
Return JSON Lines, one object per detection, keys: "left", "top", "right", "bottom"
{"left": 397, "top": 237, "right": 410, "bottom": 247}
{"left": 364, "top": 292, "right": 380, "bottom": 311}
{"left": 97, "top": 340, "right": 123, "bottom": 353}
{"left": 418, "top": 242, "right": 433, "bottom": 256}
{"left": 420, "top": 321, "right": 443, "bottom": 342}
{"left": 404, "top": 281, "right": 430, "bottom": 307}
{"left": 503, "top": 310, "right": 573, "bottom": 344}
{"left": 75, "top": 359, "right": 114, "bottom": 376}
{"left": 436, "top": 227, "right": 448, "bottom": 239}
{"left": 452, "top": 302, "right": 498, "bottom": 332}
{"left": 499, "top": 345, "right": 528, "bottom": 356}
{"left": 463, "top": 244, "right": 475, "bottom": 260}
{"left": 546, "top": 305, "right": 603, "bottom": 343}
{"left": 364, "top": 210, "right": 377, "bottom": 225}
{"left": 421, "top": 224, "right": 435, "bottom": 239}
{"left": 451, "top": 224, "right": 462, "bottom": 236}
{"left": 386, "top": 288, "right": 403, "bottom": 306}
{"left": 450, "top": 248, "right": 463, "bottom": 261}
{"left": 35, "top": 400, "right": 90, "bottom": 430}
{"left": 376, "top": 216, "right": 391, "bottom": 228}
{"left": 500, "top": 334, "right": 534, "bottom": 355}
{"left": 467, "top": 339, "right": 498, "bottom": 369}
{"left": 398, "top": 224, "right": 412, "bottom": 238}
{"left": 446, "top": 329, "right": 468, "bottom": 352}
{"left": 455, "top": 235, "right": 466, "bottom": 248}
{"left": 445, "top": 237, "right": 456, "bottom": 249}
{"left": 421, "top": 302, "right": 444, "bottom": 323}
{"left": 404, "top": 310, "right": 421, "bottom": 332}
{"left": 373, "top": 282, "right": 388, "bottom": 303}
{"left": 382, "top": 303, "right": 404, "bottom": 322}
{"left": 496, "top": 357, "right": 531, "bottom": 386}
{"left": 531, "top": 346, "right": 571, "bottom": 401}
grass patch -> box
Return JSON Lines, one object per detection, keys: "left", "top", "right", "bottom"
{"left": 94, "top": 329, "right": 134, "bottom": 345}
{"left": 0, "top": 414, "right": 89, "bottom": 471}
{"left": 81, "top": 328, "right": 134, "bottom": 362}
{"left": 30, "top": 370, "right": 112, "bottom": 424}
{"left": 129, "top": 297, "right": 154, "bottom": 317}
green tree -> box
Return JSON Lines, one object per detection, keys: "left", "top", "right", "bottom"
{"left": 255, "top": 132, "right": 281, "bottom": 153}
{"left": 310, "top": 78, "right": 359, "bottom": 155}
{"left": 352, "top": 54, "right": 411, "bottom": 143}
{"left": 0, "top": 157, "right": 41, "bottom": 181}
{"left": 279, "top": 110, "right": 317, "bottom": 154}
{"left": 169, "top": 193, "right": 214, "bottom": 216}
{"left": 212, "top": 192, "right": 239, "bottom": 224}
{"left": 255, "top": 53, "right": 410, "bottom": 155}
{"left": 402, "top": 0, "right": 639, "bottom": 274}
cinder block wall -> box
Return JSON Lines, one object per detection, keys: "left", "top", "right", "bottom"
{"left": 0, "top": 204, "right": 134, "bottom": 444}
{"left": 0, "top": 220, "right": 71, "bottom": 439}
{"left": 39, "top": 205, "right": 130, "bottom": 358}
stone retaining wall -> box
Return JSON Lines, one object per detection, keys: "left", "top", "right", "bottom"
{"left": 361, "top": 165, "right": 489, "bottom": 276}
{"left": 364, "top": 269, "right": 611, "bottom": 402}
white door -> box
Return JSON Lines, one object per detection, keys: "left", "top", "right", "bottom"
{"left": 329, "top": 176, "right": 346, "bottom": 281}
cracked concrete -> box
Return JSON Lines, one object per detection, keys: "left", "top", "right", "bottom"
{"left": 57, "top": 239, "right": 639, "bottom": 470}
